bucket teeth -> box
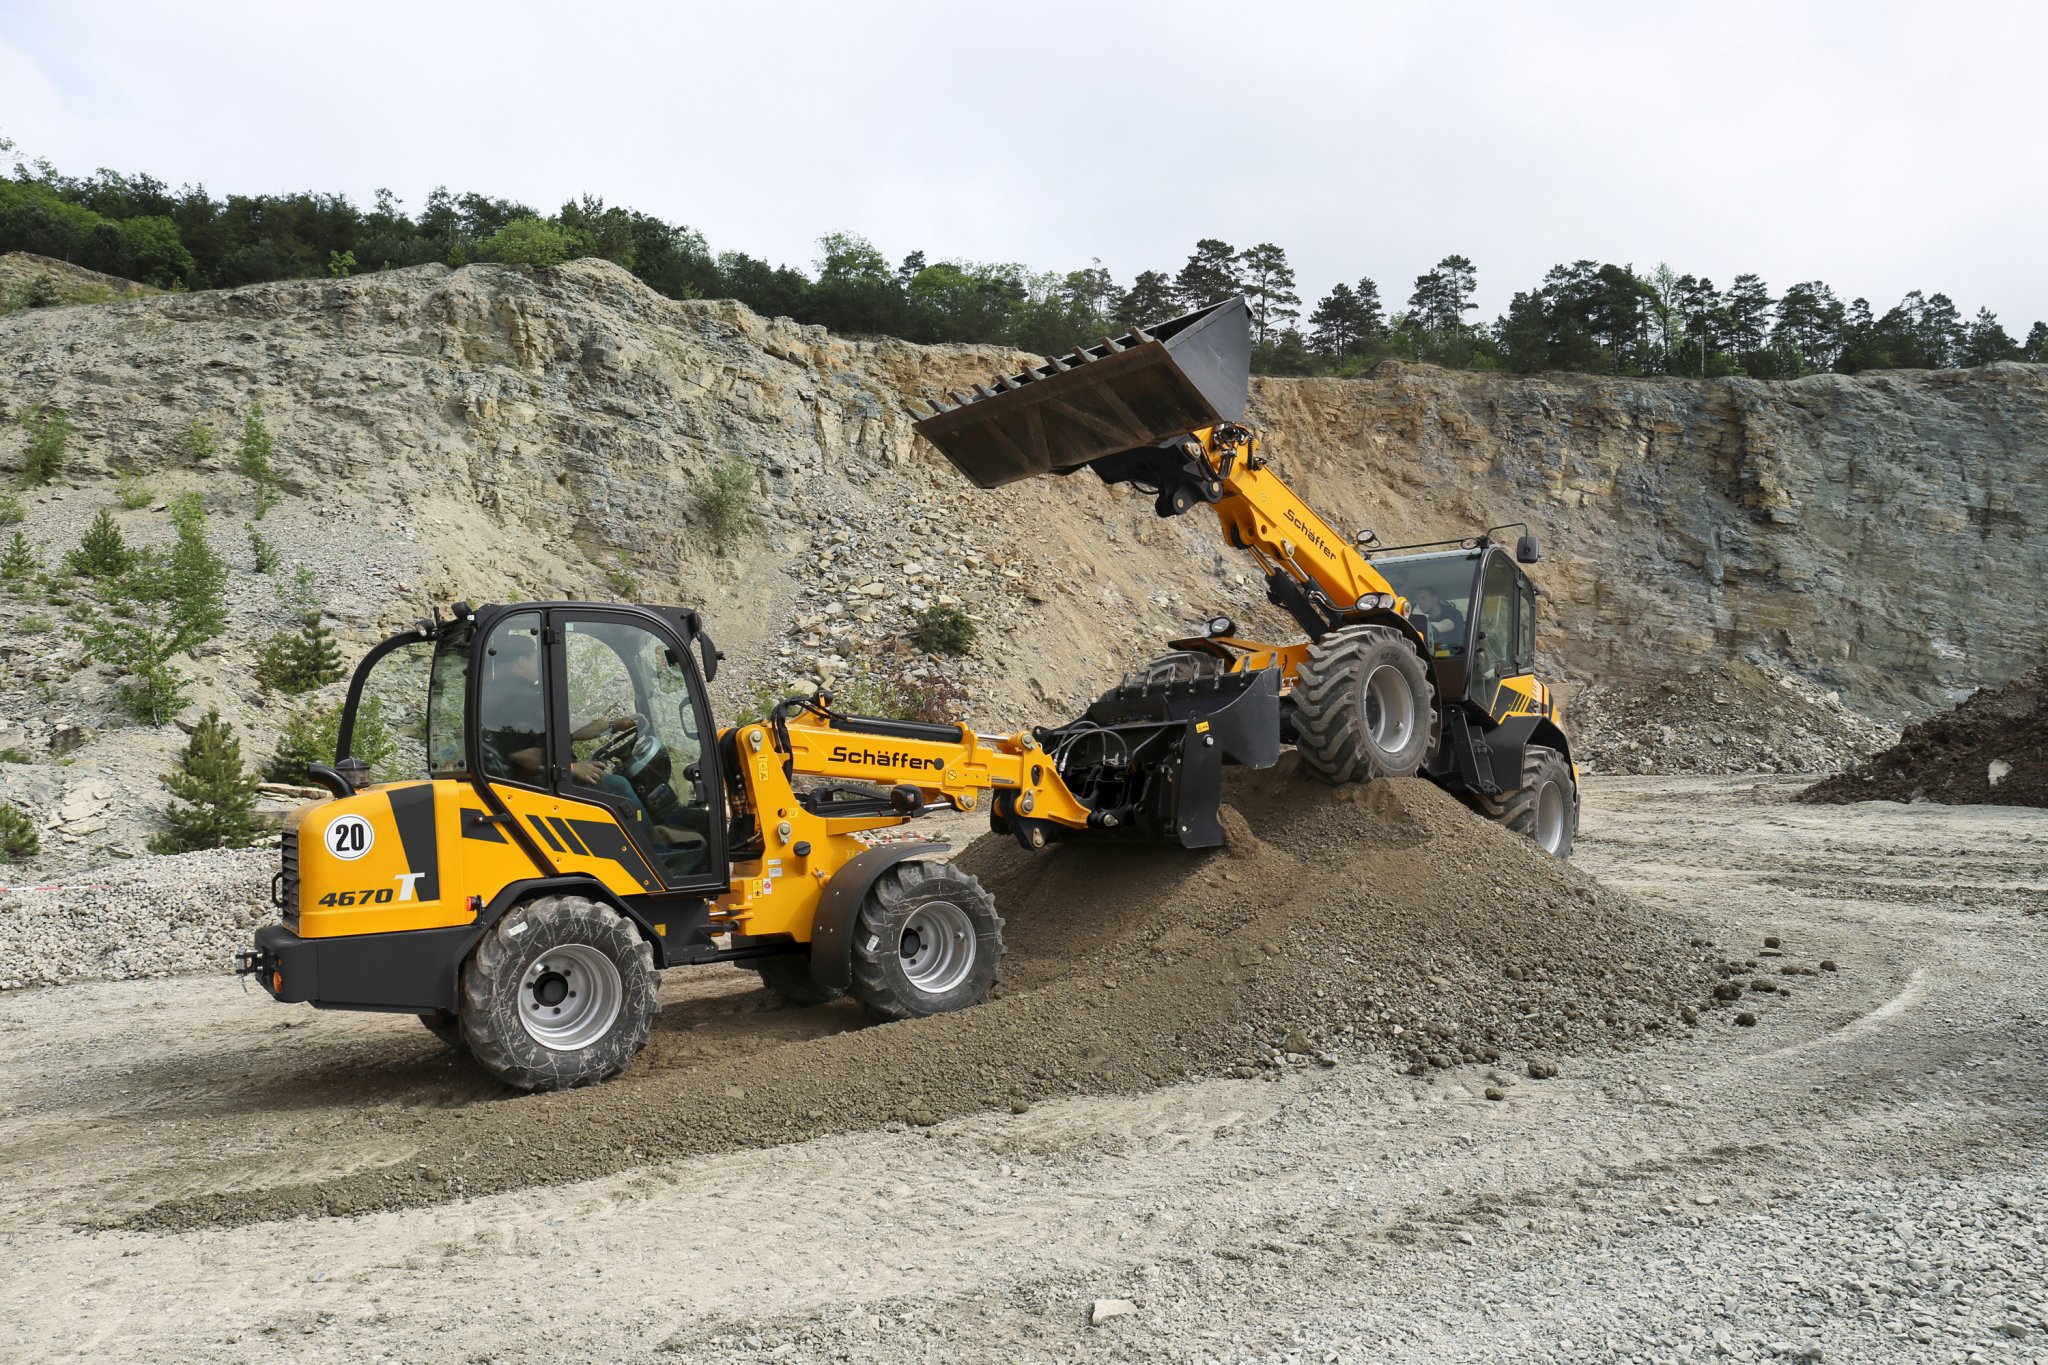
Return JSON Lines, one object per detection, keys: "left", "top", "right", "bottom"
{"left": 1099, "top": 335, "right": 1125, "bottom": 353}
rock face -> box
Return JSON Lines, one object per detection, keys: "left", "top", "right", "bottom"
{"left": 0, "top": 258, "right": 2043, "bottom": 870}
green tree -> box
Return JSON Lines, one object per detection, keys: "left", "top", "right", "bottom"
{"left": 326, "top": 248, "right": 356, "bottom": 277}
{"left": 0, "top": 494, "right": 21, "bottom": 525}
{"left": 2024, "top": 321, "right": 2048, "bottom": 362}
{"left": 116, "top": 215, "right": 193, "bottom": 286}
{"left": 246, "top": 522, "right": 279, "bottom": 573}
{"left": 64, "top": 508, "right": 134, "bottom": 578}
{"left": 1114, "top": 270, "right": 1177, "bottom": 328}
{"left": 0, "top": 802, "right": 38, "bottom": 863}
{"left": 19, "top": 404, "right": 71, "bottom": 484}
{"left": 266, "top": 695, "right": 395, "bottom": 784}
{"left": 1308, "top": 281, "right": 1383, "bottom": 359}
{"left": 909, "top": 604, "right": 975, "bottom": 656}
{"left": 693, "top": 454, "right": 757, "bottom": 551}
{"left": 150, "top": 709, "right": 258, "bottom": 852}
{"left": 1959, "top": 307, "right": 2019, "bottom": 366}
{"left": 235, "top": 402, "right": 278, "bottom": 513}
{"left": 1, "top": 530, "right": 37, "bottom": 582}
{"left": 166, "top": 492, "right": 227, "bottom": 647}
{"left": 476, "top": 216, "right": 584, "bottom": 268}
{"left": 1237, "top": 243, "right": 1300, "bottom": 345}
{"left": 256, "top": 614, "right": 346, "bottom": 694}
{"left": 1722, "top": 274, "right": 1773, "bottom": 357}
{"left": 80, "top": 556, "right": 188, "bottom": 723}
{"left": 1771, "top": 282, "right": 1846, "bottom": 374}
{"left": 1172, "top": 239, "right": 1241, "bottom": 312}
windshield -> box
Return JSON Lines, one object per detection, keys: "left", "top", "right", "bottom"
{"left": 426, "top": 617, "right": 474, "bottom": 777}
{"left": 1374, "top": 550, "right": 1479, "bottom": 642}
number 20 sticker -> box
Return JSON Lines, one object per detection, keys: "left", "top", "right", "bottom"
{"left": 325, "top": 814, "right": 374, "bottom": 861}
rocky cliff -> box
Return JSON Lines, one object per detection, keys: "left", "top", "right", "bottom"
{"left": 1, "top": 258, "right": 2042, "bottom": 868}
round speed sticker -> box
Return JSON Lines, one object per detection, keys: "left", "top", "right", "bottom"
{"left": 325, "top": 814, "right": 374, "bottom": 861}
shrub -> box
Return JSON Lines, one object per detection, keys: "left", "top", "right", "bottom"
{"left": 63, "top": 508, "right": 134, "bottom": 579}
{"left": 246, "top": 523, "right": 279, "bottom": 573}
{"left": 235, "top": 403, "right": 278, "bottom": 514}
{"left": 79, "top": 559, "right": 189, "bottom": 724}
{"left": 693, "top": 454, "right": 756, "bottom": 551}
{"left": 909, "top": 603, "right": 975, "bottom": 656}
{"left": 174, "top": 420, "right": 218, "bottom": 466}
{"left": 1, "top": 531, "right": 38, "bottom": 582}
{"left": 476, "top": 216, "right": 583, "bottom": 269}
{"left": 150, "top": 709, "right": 258, "bottom": 853}
{"left": 20, "top": 405, "right": 71, "bottom": 485}
{"left": 0, "top": 494, "right": 22, "bottom": 525}
{"left": 266, "top": 696, "right": 394, "bottom": 785}
{"left": 278, "top": 563, "right": 319, "bottom": 618}
{"left": 17, "top": 613, "right": 50, "bottom": 634}
{"left": 828, "top": 655, "right": 967, "bottom": 725}
{"left": 256, "top": 614, "right": 346, "bottom": 694}
{"left": 166, "top": 492, "right": 227, "bottom": 648}
{"left": 115, "top": 473, "right": 155, "bottom": 508}
{"left": 0, "top": 802, "right": 38, "bottom": 863}
{"left": 606, "top": 549, "right": 637, "bottom": 597}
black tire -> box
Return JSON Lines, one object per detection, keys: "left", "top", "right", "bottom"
{"left": 459, "top": 893, "right": 659, "bottom": 1091}
{"left": 1291, "top": 625, "right": 1435, "bottom": 784}
{"left": 1469, "top": 745, "right": 1577, "bottom": 857}
{"left": 1125, "top": 650, "right": 1226, "bottom": 687}
{"left": 754, "top": 952, "right": 842, "bottom": 1007}
{"left": 418, "top": 1009, "right": 465, "bottom": 1050}
{"left": 848, "top": 861, "right": 1003, "bottom": 1022}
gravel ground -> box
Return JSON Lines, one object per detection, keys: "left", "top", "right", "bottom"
{"left": 0, "top": 847, "right": 272, "bottom": 989}
{"left": 0, "top": 775, "right": 2042, "bottom": 1362}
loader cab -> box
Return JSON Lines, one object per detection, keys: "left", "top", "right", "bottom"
{"left": 1373, "top": 544, "right": 1541, "bottom": 722}
{"left": 347, "top": 601, "right": 730, "bottom": 897}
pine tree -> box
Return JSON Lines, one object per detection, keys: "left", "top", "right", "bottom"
{"left": 166, "top": 492, "right": 227, "bottom": 649}
{"left": 1771, "top": 281, "right": 1846, "bottom": 374}
{"left": 20, "top": 405, "right": 72, "bottom": 485}
{"left": 2025, "top": 321, "right": 2048, "bottom": 363}
{"left": 151, "top": 709, "right": 258, "bottom": 853}
{"left": 81, "top": 556, "right": 189, "bottom": 724}
{"left": 256, "top": 614, "right": 346, "bottom": 694}
{"left": 1172, "top": 240, "right": 1241, "bottom": 312}
{"left": 1113, "top": 270, "right": 1177, "bottom": 328}
{"left": 1, "top": 531, "right": 37, "bottom": 582}
{"left": 1959, "top": 307, "right": 2018, "bottom": 366}
{"left": 0, "top": 802, "right": 39, "bottom": 864}
{"left": 236, "top": 402, "right": 279, "bottom": 515}
{"left": 64, "top": 508, "right": 134, "bottom": 579}
{"left": 1238, "top": 243, "right": 1301, "bottom": 346}
{"left": 1722, "top": 274, "right": 1773, "bottom": 355}
{"left": 1309, "top": 283, "right": 1372, "bottom": 358}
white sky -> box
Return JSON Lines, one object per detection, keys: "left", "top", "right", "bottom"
{"left": 3, "top": 0, "right": 2044, "bottom": 329}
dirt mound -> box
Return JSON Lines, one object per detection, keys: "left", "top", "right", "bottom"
{"left": 133, "top": 762, "right": 1743, "bottom": 1232}
{"left": 1572, "top": 661, "right": 1894, "bottom": 775}
{"left": 1802, "top": 667, "right": 2048, "bottom": 807}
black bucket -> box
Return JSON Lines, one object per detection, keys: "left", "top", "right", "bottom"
{"left": 912, "top": 296, "right": 1252, "bottom": 489}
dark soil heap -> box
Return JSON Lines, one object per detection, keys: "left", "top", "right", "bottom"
{"left": 1802, "top": 667, "right": 2048, "bottom": 808}
{"left": 137, "top": 760, "right": 1738, "bottom": 1232}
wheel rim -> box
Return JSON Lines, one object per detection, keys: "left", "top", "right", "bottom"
{"left": 898, "top": 900, "right": 976, "bottom": 996}
{"left": 1533, "top": 779, "right": 1568, "bottom": 854}
{"left": 1362, "top": 664, "right": 1417, "bottom": 753}
{"left": 518, "top": 943, "right": 623, "bottom": 1051}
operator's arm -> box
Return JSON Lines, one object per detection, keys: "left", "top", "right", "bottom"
{"left": 570, "top": 714, "right": 635, "bottom": 743}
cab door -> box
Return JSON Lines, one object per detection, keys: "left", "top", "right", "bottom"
{"left": 545, "top": 609, "right": 727, "bottom": 896}
{"left": 1470, "top": 549, "right": 1541, "bottom": 723}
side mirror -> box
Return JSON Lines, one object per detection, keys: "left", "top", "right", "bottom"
{"left": 1206, "top": 615, "right": 1236, "bottom": 638}
{"left": 1515, "top": 534, "right": 1542, "bottom": 564}
{"left": 696, "top": 631, "right": 722, "bottom": 683}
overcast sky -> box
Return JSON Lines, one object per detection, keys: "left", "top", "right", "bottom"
{"left": 4, "top": 0, "right": 2044, "bottom": 330}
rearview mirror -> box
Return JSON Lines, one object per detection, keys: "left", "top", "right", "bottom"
{"left": 1515, "top": 534, "right": 1542, "bottom": 564}
{"left": 1206, "top": 615, "right": 1236, "bottom": 638}
{"left": 696, "top": 631, "right": 722, "bottom": 683}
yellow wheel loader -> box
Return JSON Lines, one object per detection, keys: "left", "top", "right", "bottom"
{"left": 909, "top": 294, "right": 1578, "bottom": 856}
{"left": 238, "top": 601, "right": 1281, "bottom": 1089}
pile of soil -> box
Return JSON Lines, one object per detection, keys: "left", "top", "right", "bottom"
{"left": 1802, "top": 667, "right": 2048, "bottom": 808}
{"left": 1572, "top": 661, "right": 1894, "bottom": 776}
{"left": 135, "top": 760, "right": 1754, "bottom": 1233}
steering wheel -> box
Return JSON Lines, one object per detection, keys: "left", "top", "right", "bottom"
{"left": 588, "top": 714, "right": 646, "bottom": 767}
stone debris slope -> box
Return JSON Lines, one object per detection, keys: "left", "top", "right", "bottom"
{"left": 134, "top": 761, "right": 1807, "bottom": 1231}
{"left": 1802, "top": 665, "right": 2048, "bottom": 807}
{"left": 1571, "top": 660, "right": 1896, "bottom": 775}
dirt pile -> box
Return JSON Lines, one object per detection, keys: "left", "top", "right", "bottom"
{"left": 1802, "top": 667, "right": 2048, "bottom": 807}
{"left": 133, "top": 761, "right": 1779, "bottom": 1233}
{"left": 1571, "top": 660, "right": 1895, "bottom": 775}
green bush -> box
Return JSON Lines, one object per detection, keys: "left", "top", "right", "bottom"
{"left": 20, "top": 405, "right": 72, "bottom": 485}
{"left": 63, "top": 508, "right": 133, "bottom": 579}
{"left": 174, "top": 420, "right": 218, "bottom": 466}
{"left": 115, "top": 473, "right": 155, "bottom": 508}
{"left": 256, "top": 614, "right": 346, "bottom": 694}
{"left": 235, "top": 403, "right": 279, "bottom": 514}
{"left": 0, "top": 494, "right": 23, "bottom": 525}
{"left": 476, "top": 216, "right": 583, "bottom": 269}
{"left": 150, "top": 709, "right": 258, "bottom": 853}
{"left": 17, "top": 613, "right": 51, "bottom": 634}
{"left": 0, "top": 748, "right": 32, "bottom": 764}
{"left": 693, "top": 454, "right": 756, "bottom": 551}
{"left": 166, "top": 492, "right": 226, "bottom": 648}
{"left": 909, "top": 603, "right": 975, "bottom": 656}
{"left": 246, "top": 523, "right": 279, "bottom": 573}
{"left": 79, "top": 559, "right": 189, "bottom": 724}
{"left": 266, "top": 696, "right": 394, "bottom": 785}
{"left": 1, "top": 531, "right": 38, "bottom": 582}
{"left": 0, "top": 802, "right": 39, "bottom": 863}
{"left": 606, "top": 549, "right": 637, "bottom": 598}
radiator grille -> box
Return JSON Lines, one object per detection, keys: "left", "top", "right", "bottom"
{"left": 278, "top": 829, "right": 300, "bottom": 926}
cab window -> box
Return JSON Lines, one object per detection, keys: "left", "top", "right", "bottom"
{"left": 1515, "top": 579, "right": 1537, "bottom": 672}
{"left": 475, "top": 613, "right": 547, "bottom": 785}
{"left": 1476, "top": 553, "right": 1518, "bottom": 687}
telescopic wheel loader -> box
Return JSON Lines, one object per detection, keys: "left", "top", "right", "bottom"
{"left": 238, "top": 295, "right": 1574, "bottom": 1092}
